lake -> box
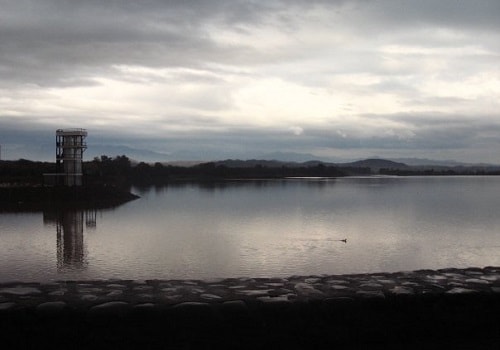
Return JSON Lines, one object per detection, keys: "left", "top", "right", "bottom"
{"left": 1, "top": 176, "right": 500, "bottom": 282}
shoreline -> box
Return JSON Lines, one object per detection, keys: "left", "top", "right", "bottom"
{"left": 2, "top": 266, "right": 500, "bottom": 348}
{"left": 0, "top": 185, "right": 138, "bottom": 212}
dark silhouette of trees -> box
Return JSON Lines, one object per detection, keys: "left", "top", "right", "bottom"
{"left": 84, "top": 156, "right": 347, "bottom": 185}
{"left": 0, "top": 159, "right": 56, "bottom": 185}
{"left": 378, "top": 168, "right": 500, "bottom": 176}
{"left": 85, "top": 155, "right": 132, "bottom": 187}
{"left": 5, "top": 155, "right": 500, "bottom": 188}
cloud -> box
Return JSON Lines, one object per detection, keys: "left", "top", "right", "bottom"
{"left": 2, "top": 0, "right": 496, "bottom": 86}
{"left": 289, "top": 126, "right": 304, "bottom": 136}
{"left": 3, "top": 111, "right": 500, "bottom": 163}
{"left": 1, "top": 0, "right": 500, "bottom": 163}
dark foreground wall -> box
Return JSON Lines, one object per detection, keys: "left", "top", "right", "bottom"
{"left": 1, "top": 267, "right": 500, "bottom": 349}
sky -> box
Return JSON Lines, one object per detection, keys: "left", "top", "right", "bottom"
{"left": 1, "top": 0, "right": 500, "bottom": 163}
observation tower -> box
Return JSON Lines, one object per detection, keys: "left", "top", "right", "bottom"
{"left": 55, "top": 128, "right": 88, "bottom": 186}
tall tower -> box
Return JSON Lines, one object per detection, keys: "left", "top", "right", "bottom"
{"left": 56, "top": 129, "right": 87, "bottom": 186}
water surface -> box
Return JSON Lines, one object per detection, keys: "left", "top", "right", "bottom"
{"left": 1, "top": 176, "right": 500, "bottom": 282}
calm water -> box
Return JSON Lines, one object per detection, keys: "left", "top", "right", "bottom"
{"left": 1, "top": 176, "right": 500, "bottom": 282}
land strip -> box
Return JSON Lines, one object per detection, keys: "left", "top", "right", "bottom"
{"left": 0, "top": 186, "right": 138, "bottom": 212}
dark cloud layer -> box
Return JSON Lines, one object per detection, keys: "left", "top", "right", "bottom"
{"left": 2, "top": 0, "right": 499, "bottom": 86}
{"left": 2, "top": 112, "right": 500, "bottom": 163}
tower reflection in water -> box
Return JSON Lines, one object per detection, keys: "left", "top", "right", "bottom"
{"left": 43, "top": 209, "right": 98, "bottom": 270}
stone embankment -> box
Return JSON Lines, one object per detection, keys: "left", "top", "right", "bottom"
{"left": 1, "top": 267, "right": 500, "bottom": 349}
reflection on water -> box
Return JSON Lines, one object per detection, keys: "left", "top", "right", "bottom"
{"left": 43, "top": 209, "right": 98, "bottom": 271}
{"left": 1, "top": 177, "right": 500, "bottom": 283}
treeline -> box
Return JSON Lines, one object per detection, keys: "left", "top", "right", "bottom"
{"left": 0, "top": 156, "right": 346, "bottom": 187}
{"left": 85, "top": 156, "right": 346, "bottom": 186}
{"left": 0, "top": 159, "right": 56, "bottom": 185}
{"left": 4, "top": 156, "right": 500, "bottom": 187}
{"left": 380, "top": 168, "right": 500, "bottom": 176}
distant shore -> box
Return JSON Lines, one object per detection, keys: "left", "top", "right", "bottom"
{"left": 1, "top": 266, "right": 499, "bottom": 348}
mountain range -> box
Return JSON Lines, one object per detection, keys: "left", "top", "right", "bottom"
{"left": 209, "top": 158, "right": 500, "bottom": 175}
{"left": 4, "top": 141, "right": 499, "bottom": 170}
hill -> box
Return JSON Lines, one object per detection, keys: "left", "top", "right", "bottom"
{"left": 338, "top": 159, "right": 408, "bottom": 170}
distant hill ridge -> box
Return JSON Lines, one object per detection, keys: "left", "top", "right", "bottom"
{"left": 209, "top": 158, "right": 500, "bottom": 176}
{"left": 213, "top": 158, "right": 408, "bottom": 169}
{"left": 339, "top": 158, "right": 408, "bottom": 169}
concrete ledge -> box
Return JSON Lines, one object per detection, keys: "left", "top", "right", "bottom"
{"left": 1, "top": 267, "right": 500, "bottom": 349}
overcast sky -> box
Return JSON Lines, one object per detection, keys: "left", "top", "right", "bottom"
{"left": 1, "top": 0, "right": 500, "bottom": 163}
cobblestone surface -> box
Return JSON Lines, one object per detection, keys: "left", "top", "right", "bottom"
{"left": 0, "top": 266, "right": 499, "bottom": 312}
{"left": 2, "top": 267, "right": 500, "bottom": 349}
